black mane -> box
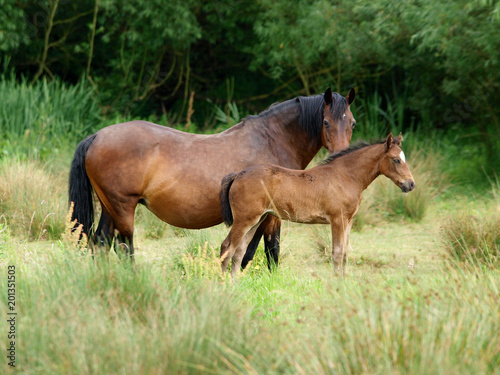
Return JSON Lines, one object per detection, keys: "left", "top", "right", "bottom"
{"left": 243, "top": 92, "right": 348, "bottom": 143}
{"left": 321, "top": 139, "right": 385, "bottom": 164}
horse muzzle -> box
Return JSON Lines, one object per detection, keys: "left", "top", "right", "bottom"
{"left": 401, "top": 179, "right": 415, "bottom": 193}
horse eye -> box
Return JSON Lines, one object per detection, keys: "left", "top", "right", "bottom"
{"left": 393, "top": 158, "right": 400, "bottom": 164}
{"left": 323, "top": 120, "right": 330, "bottom": 128}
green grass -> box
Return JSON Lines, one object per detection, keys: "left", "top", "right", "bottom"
{"left": 441, "top": 188, "right": 500, "bottom": 268}
{"left": 0, "top": 79, "right": 499, "bottom": 373}
{"left": 1, "top": 195, "right": 499, "bottom": 374}
{"left": 0, "top": 156, "right": 67, "bottom": 240}
{"left": 0, "top": 74, "right": 101, "bottom": 159}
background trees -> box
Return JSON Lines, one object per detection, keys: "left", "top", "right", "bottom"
{"left": 1, "top": 0, "right": 498, "bottom": 172}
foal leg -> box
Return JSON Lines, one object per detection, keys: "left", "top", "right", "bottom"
{"left": 342, "top": 221, "right": 354, "bottom": 270}
{"left": 241, "top": 222, "right": 265, "bottom": 270}
{"left": 330, "top": 218, "right": 347, "bottom": 275}
{"left": 221, "top": 223, "right": 254, "bottom": 275}
{"left": 221, "top": 230, "right": 238, "bottom": 274}
{"left": 231, "top": 224, "right": 263, "bottom": 279}
{"left": 221, "top": 216, "right": 265, "bottom": 277}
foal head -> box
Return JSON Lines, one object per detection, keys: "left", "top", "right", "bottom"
{"left": 321, "top": 88, "right": 356, "bottom": 154}
{"left": 379, "top": 133, "right": 415, "bottom": 193}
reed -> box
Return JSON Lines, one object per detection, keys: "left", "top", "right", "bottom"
{"left": 0, "top": 74, "right": 100, "bottom": 159}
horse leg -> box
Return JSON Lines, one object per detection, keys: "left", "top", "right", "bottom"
{"left": 115, "top": 233, "right": 135, "bottom": 262}
{"left": 241, "top": 215, "right": 280, "bottom": 271}
{"left": 105, "top": 197, "right": 138, "bottom": 262}
{"left": 263, "top": 216, "right": 281, "bottom": 271}
{"left": 93, "top": 203, "right": 115, "bottom": 256}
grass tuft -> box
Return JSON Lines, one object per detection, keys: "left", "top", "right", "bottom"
{"left": 60, "top": 202, "right": 88, "bottom": 253}
{"left": 0, "top": 156, "right": 66, "bottom": 240}
{"left": 180, "top": 242, "right": 229, "bottom": 282}
{"left": 441, "top": 212, "right": 500, "bottom": 268}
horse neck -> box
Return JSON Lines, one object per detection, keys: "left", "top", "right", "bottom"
{"left": 260, "top": 103, "right": 322, "bottom": 169}
{"left": 334, "top": 144, "right": 385, "bottom": 192}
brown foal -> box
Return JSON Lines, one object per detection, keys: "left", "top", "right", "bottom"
{"left": 220, "top": 133, "right": 415, "bottom": 277}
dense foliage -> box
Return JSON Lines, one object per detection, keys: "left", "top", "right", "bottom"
{"left": 0, "top": 0, "right": 498, "bottom": 172}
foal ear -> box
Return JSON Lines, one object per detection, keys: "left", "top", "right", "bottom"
{"left": 346, "top": 88, "right": 355, "bottom": 105}
{"left": 324, "top": 87, "right": 333, "bottom": 105}
{"left": 395, "top": 132, "right": 403, "bottom": 145}
{"left": 385, "top": 133, "right": 394, "bottom": 151}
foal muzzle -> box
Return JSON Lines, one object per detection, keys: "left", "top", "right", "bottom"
{"left": 401, "top": 179, "right": 416, "bottom": 193}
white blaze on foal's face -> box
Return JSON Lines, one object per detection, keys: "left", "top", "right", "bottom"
{"left": 399, "top": 150, "right": 406, "bottom": 163}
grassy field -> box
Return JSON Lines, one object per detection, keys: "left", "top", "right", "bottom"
{"left": 0, "top": 78, "right": 499, "bottom": 374}
{"left": 1, "top": 164, "right": 499, "bottom": 374}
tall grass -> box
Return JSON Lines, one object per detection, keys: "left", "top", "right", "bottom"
{"left": 0, "top": 74, "right": 101, "bottom": 159}
{"left": 0, "top": 156, "right": 67, "bottom": 240}
{"left": 1, "top": 225, "right": 498, "bottom": 374}
{"left": 440, "top": 179, "right": 499, "bottom": 268}
{"left": 441, "top": 213, "right": 499, "bottom": 268}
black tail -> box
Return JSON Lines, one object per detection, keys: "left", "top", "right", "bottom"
{"left": 69, "top": 134, "right": 97, "bottom": 237}
{"left": 220, "top": 173, "right": 238, "bottom": 226}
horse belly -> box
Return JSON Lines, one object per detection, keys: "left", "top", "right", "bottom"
{"left": 274, "top": 188, "right": 330, "bottom": 224}
{"left": 279, "top": 207, "right": 330, "bottom": 224}
{"left": 148, "top": 204, "right": 223, "bottom": 229}
{"left": 144, "top": 181, "right": 224, "bottom": 229}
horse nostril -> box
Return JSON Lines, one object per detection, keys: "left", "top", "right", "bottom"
{"left": 410, "top": 181, "right": 415, "bottom": 190}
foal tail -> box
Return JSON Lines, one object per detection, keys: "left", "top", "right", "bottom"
{"left": 220, "top": 173, "right": 238, "bottom": 227}
{"left": 69, "top": 133, "right": 97, "bottom": 237}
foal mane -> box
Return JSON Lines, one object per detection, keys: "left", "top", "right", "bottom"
{"left": 321, "top": 139, "right": 385, "bottom": 164}
{"left": 243, "top": 92, "right": 348, "bottom": 144}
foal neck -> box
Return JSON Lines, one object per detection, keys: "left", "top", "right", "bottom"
{"left": 335, "top": 143, "right": 385, "bottom": 192}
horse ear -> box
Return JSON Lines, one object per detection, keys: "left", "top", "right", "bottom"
{"left": 385, "top": 133, "right": 394, "bottom": 151}
{"left": 346, "top": 88, "right": 355, "bottom": 105}
{"left": 395, "top": 132, "right": 403, "bottom": 145}
{"left": 324, "top": 87, "right": 333, "bottom": 105}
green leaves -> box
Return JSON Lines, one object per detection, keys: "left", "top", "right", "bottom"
{"left": 0, "top": 0, "right": 31, "bottom": 52}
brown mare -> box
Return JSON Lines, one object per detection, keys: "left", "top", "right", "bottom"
{"left": 219, "top": 133, "right": 415, "bottom": 277}
{"left": 69, "top": 88, "right": 356, "bottom": 263}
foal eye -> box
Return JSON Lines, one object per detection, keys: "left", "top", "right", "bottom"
{"left": 323, "top": 120, "right": 330, "bottom": 128}
{"left": 393, "top": 158, "right": 400, "bottom": 164}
